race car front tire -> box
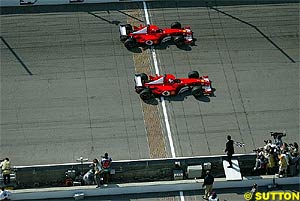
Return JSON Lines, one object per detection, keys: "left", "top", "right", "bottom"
{"left": 124, "top": 38, "right": 137, "bottom": 49}
{"left": 140, "top": 88, "right": 152, "bottom": 100}
{"left": 125, "top": 24, "right": 133, "bottom": 33}
{"left": 191, "top": 86, "right": 203, "bottom": 97}
{"left": 188, "top": 71, "right": 199, "bottom": 78}
{"left": 173, "top": 35, "right": 185, "bottom": 46}
{"left": 171, "top": 22, "right": 182, "bottom": 29}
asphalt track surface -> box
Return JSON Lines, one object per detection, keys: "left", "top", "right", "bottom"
{"left": 1, "top": 1, "right": 299, "bottom": 170}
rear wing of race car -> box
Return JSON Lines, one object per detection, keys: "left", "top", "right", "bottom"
{"left": 119, "top": 25, "right": 127, "bottom": 36}
{"left": 134, "top": 74, "right": 143, "bottom": 87}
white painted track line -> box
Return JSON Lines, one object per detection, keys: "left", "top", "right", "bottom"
{"left": 142, "top": 1, "right": 184, "bottom": 200}
{"left": 143, "top": 1, "right": 150, "bottom": 25}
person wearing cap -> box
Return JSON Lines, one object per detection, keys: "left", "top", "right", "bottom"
{"left": 224, "top": 135, "right": 234, "bottom": 168}
{"left": 202, "top": 170, "right": 214, "bottom": 200}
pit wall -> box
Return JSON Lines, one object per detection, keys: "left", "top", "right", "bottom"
{"left": 14, "top": 154, "right": 256, "bottom": 189}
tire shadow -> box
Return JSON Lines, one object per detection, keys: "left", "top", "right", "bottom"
{"left": 133, "top": 38, "right": 197, "bottom": 52}
{"left": 141, "top": 90, "right": 215, "bottom": 104}
{"left": 165, "top": 91, "right": 211, "bottom": 103}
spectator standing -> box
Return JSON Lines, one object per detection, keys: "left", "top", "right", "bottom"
{"left": 266, "top": 149, "right": 276, "bottom": 175}
{"left": 0, "top": 158, "right": 11, "bottom": 185}
{"left": 0, "top": 187, "right": 11, "bottom": 200}
{"left": 278, "top": 154, "right": 287, "bottom": 177}
{"left": 253, "top": 155, "right": 266, "bottom": 175}
{"left": 224, "top": 135, "right": 234, "bottom": 168}
{"left": 101, "top": 153, "right": 112, "bottom": 186}
{"left": 292, "top": 142, "right": 299, "bottom": 155}
{"left": 92, "top": 159, "right": 102, "bottom": 188}
{"left": 202, "top": 170, "right": 214, "bottom": 200}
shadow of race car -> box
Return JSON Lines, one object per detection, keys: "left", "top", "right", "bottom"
{"left": 134, "top": 71, "right": 214, "bottom": 100}
{"left": 119, "top": 22, "right": 195, "bottom": 49}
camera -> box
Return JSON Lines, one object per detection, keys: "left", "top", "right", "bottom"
{"left": 264, "top": 139, "right": 272, "bottom": 144}
{"left": 270, "top": 132, "right": 286, "bottom": 138}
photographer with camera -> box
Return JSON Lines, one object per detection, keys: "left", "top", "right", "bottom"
{"left": 253, "top": 151, "right": 267, "bottom": 175}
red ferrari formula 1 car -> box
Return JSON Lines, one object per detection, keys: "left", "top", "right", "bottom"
{"left": 119, "top": 22, "right": 194, "bottom": 49}
{"left": 134, "top": 71, "right": 214, "bottom": 100}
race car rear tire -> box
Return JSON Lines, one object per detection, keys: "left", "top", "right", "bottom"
{"left": 140, "top": 73, "right": 148, "bottom": 82}
{"left": 140, "top": 88, "right": 152, "bottom": 100}
{"left": 124, "top": 38, "right": 137, "bottom": 49}
{"left": 191, "top": 86, "right": 203, "bottom": 97}
{"left": 125, "top": 24, "right": 133, "bottom": 33}
{"left": 171, "top": 22, "right": 182, "bottom": 29}
{"left": 188, "top": 71, "right": 199, "bottom": 78}
{"left": 173, "top": 35, "right": 185, "bottom": 46}
{"left": 120, "top": 35, "right": 129, "bottom": 42}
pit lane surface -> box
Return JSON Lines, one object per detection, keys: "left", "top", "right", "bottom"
{"left": 39, "top": 185, "right": 300, "bottom": 201}
{"left": 1, "top": 1, "right": 299, "bottom": 167}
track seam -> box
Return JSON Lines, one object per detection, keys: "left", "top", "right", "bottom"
{"left": 214, "top": 5, "right": 255, "bottom": 150}
{"left": 76, "top": 13, "right": 95, "bottom": 154}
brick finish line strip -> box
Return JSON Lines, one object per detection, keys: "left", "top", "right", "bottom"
{"left": 126, "top": 9, "right": 167, "bottom": 159}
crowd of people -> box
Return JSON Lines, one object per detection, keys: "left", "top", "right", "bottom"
{"left": 252, "top": 132, "right": 299, "bottom": 177}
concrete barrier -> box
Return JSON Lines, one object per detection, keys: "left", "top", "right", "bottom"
{"left": 13, "top": 154, "right": 256, "bottom": 188}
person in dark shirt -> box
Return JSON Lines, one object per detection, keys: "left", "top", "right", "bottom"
{"left": 225, "top": 135, "right": 234, "bottom": 168}
{"left": 202, "top": 170, "right": 214, "bottom": 200}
